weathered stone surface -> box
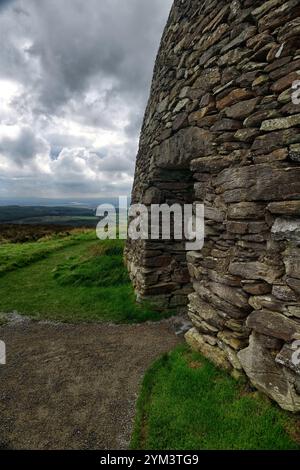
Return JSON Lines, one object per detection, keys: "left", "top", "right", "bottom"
{"left": 226, "top": 220, "right": 268, "bottom": 235}
{"left": 221, "top": 26, "right": 257, "bottom": 54}
{"left": 269, "top": 58, "right": 300, "bottom": 80}
{"left": 218, "top": 48, "right": 250, "bottom": 67}
{"left": 252, "top": 0, "right": 286, "bottom": 19}
{"left": 193, "top": 282, "right": 250, "bottom": 319}
{"left": 278, "top": 18, "right": 300, "bottom": 42}
{"left": 225, "top": 318, "right": 249, "bottom": 334}
{"left": 197, "top": 23, "right": 230, "bottom": 54}
{"left": 252, "top": 129, "right": 300, "bottom": 154}
{"left": 247, "top": 31, "right": 273, "bottom": 50}
{"left": 216, "top": 88, "right": 253, "bottom": 110}
{"left": 220, "top": 343, "right": 243, "bottom": 370}
{"left": 207, "top": 269, "right": 241, "bottom": 287}
{"left": 268, "top": 201, "right": 300, "bottom": 216}
{"left": 271, "top": 71, "right": 300, "bottom": 93}
{"left": 248, "top": 295, "right": 285, "bottom": 313}
{"left": 225, "top": 98, "right": 260, "bottom": 120}
{"left": 205, "top": 207, "right": 225, "bottom": 223}
{"left": 229, "top": 262, "right": 284, "bottom": 284}
{"left": 193, "top": 67, "right": 221, "bottom": 92}
{"left": 286, "top": 304, "right": 300, "bottom": 318}
{"left": 143, "top": 256, "right": 172, "bottom": 268}
{"left": 209, "top": 282, "right": 251, "bottom": 311}
{"left": 253, "top": 148, "right": 288, "bottom": 164}
{"left": 228, "top": 202, "right": 265, "bottom": 220}
{"left": 271, "top": 218, "right": 300, "bottom": 242}
{"left": 215, "top": 165, "right": 300, "bottom": 203}
{"left": 258, "top": 0, "right": 300, "bottom": 33}
{"left": 218, "top": 330, "right": 248, "bottom": 351}
{"left": 203, "top": 334, "right": 218, "bottom": 346}
{"left": 152, "top": 127, "right": 215, "bottom": 169}
{"left": 211, "top": 119, "right": 241, "bottom": 132}
{"left": 188, "top": 107, "right": 213, "bottom": 125}
{"left": 276, "top": 343, "right": 300, "bottom": 375}
{"left": 173, "top": 98, "right": 189, "bottom": 114}
{"left": 172, "top": 112, "right": 188, "bottom": 132}
{"left": 191, "top": 154, "right": 240, "bottom": 173}
{"left": 272, "top": 285, "right": 298, "bottom": 302}
{"left": 188, "top": 314, "right": 219, "bottom": 335}
{"left": 261, "top": 114, "right": 300, "bottom": 131}
{"left": 157, "top": 96, "right": 169, "bottom": 114}
{"left": 238, "top": 333, "right": 300, "bottom": 412}
{"left": 289, "top": 144, "right": 300, "bottom": 163}
{"left": 284, "top": 245, "right": 300, "bottom": 279}
{"left": 244, "top": 109, "right": 280, "bottom": 128}
{"left": 286, "top": 277, "right": 300, "bottom": 296}
{"left": 252, "top": 74, "right": 269, "bottom": 88}
{"left": 234, "top": 129, "right": 259, "bottom": 142}
{"left": 143, "top": 187, "right": 162, "bottom": 205}
{"left": 247, "top": 310, "right": 300, "bottom": 342}
{"left": 143, "top": 283, "right": 179, "bottom": 296}
{"left": 188, "top": 294, "right": 225, "bottom": 329}
{"left": 242, "top": 282, "right": 272, "bottom": 296}
{"left": 186, "top": 328, "right": 232, "bottom": 371}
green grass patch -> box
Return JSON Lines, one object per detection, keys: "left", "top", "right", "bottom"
{"left": 0, "top": 233, "right": 169, "bottom": 324}
{"left": 131, "top": 345, "right": 300, "bottom": 450}
{"left": 0, "top": 230, "right": 94, "bottom": 277}
{"left": 53, "top": 240, "right": 129, "bottom": 288}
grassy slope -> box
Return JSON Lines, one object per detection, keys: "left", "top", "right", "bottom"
{"left": 0, "top": 232, "right": 167, "bottom": 323}
{"left": 0, "top": 231, "right": 90, "bottom": 276}
{"left": 131, "top": 345, "right": 300, "bottom": 450}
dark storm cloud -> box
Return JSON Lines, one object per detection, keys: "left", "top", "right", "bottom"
{"left": 0, "top": 0, "right": 14, "bottom": 10}
{"left": 17, "top": 0, "right": 172, "bottom": 119}
{"left": 0, "top": 0, "right": 173, "bottom": 197}
{"left": 0, "top": 127, "right": 48, "bottom": 166}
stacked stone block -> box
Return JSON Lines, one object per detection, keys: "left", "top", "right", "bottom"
{"left": 126, "top": 0, "right": 300, "bottom": 411}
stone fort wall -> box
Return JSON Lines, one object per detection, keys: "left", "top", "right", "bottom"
{"left": 125, "top": 0, "right": 300, "bottom": 411}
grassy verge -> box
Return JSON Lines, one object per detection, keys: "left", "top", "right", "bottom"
{"left": 0, "top": 231, "right": 170, "bottom": 324}
{"left": 131, "top": 345, "right": 300, "bottom": 450}
{"left": 0, "top": 230, "right": 93, "bottom": 276}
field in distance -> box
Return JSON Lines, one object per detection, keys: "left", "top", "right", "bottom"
{"left": 0, "top": 205, "right": 99, "bottom": 228}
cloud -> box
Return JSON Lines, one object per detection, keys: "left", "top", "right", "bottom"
{"left": 0, "top": 126, "right": 49, "bottom": 166}
{"left": 0, "top": 0, "right": 172, "bottom": 198}
{"left": 0, "top": 0, "right": 14, "bottom": 10}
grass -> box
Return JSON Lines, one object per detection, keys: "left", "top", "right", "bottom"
{"left": 131, "top": 345, "right": 300, "bottom": 450}
{"left": 0, "top": 231, "right": 169, "bottom": 324}
{"left": 53, "top": 240, "right": 129, "bottom": 288}
{"left": 0, "top": 230, "right": 93, "bottom": 276}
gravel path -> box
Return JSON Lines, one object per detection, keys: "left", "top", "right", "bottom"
{"left": 0, "top": 317, "right": 182, "bottom": 450}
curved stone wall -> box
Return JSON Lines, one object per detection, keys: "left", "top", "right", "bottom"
{"left": 125, "top": 0, "right": 300, "bottom": 411}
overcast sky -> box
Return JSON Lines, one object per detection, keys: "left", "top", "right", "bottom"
{"left": 0, "top": 0, "right": 172, "bottom": 199}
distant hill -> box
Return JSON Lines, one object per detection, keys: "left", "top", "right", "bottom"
{"left": 0, "top": 197, "right": 123, "bottom": 208}
{"left": 0, "top": 206, "right": 98, "bottom": 227}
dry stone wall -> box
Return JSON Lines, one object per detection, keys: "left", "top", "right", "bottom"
{"left": 125, "top": 0, "right": 300, "bottom": 412}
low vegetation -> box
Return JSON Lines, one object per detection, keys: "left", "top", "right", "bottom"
{"left": 131, "top": 345, "right": 300, "bottom": 450}
{"left": 0, "top": 205, "right": 95, "bottom": 224}
{"left": 0, "top": 228, "right": 168, "bottom": 323}
{"left": 53, "top": 240, "right": 129, "bottom": 288}
{"left": 0, "top": 230, "right": 92, "bottom": 277}
{"left": 0, "top": 224, "right": 80, "bottom": 244}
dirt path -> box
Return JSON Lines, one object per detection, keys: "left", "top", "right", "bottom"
{"left": 0, "top": 318, "right": 182, "bottom": 450}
